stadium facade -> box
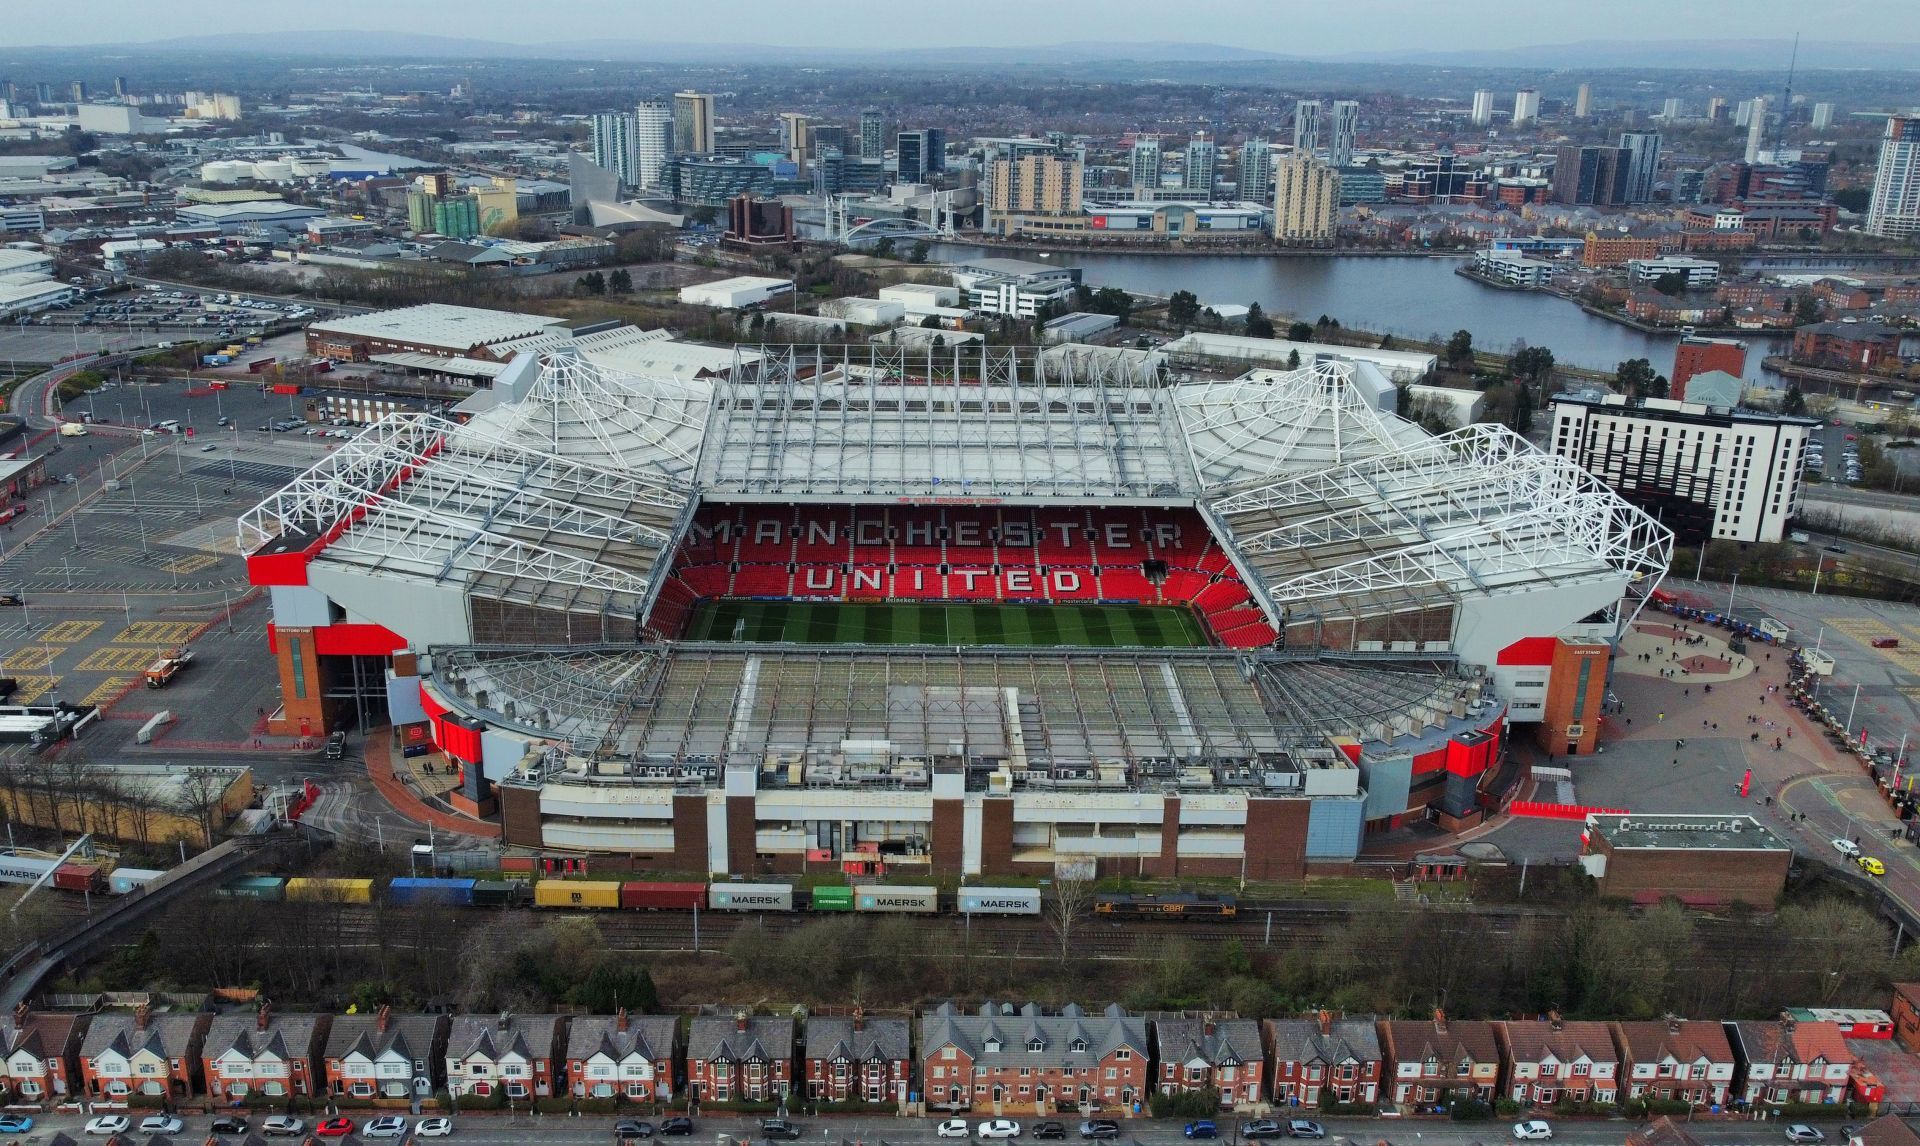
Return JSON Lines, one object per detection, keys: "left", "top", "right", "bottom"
{"left": 242, "top": 344, "right": 1670, "bottom": 877}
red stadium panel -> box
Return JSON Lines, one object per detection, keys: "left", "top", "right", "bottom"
{"left": 1034, "top": 510, "right": 1093, "bottom": 562}
{"left": 731, "top": 564, "right": 793, "bottom": 597}
{"left": 734, "top": 508, "right": 796, "bottom": 563}
{"left": 1195, "top": 579, "right": 1252, "bottom": 613}
{"left": 1044, "top": 567, "right": 1100, "bottom": 600}
{"left": 794, "top": 506, "right": 854, "bottom": 562}
{"left": 1098, "top": 568, "right": 1156, "bottom": 602}
{"left": 844, "top": 565, "right": 891, "bottom": 599}
{"left": 1158, "top": 570, "right": 1210, "bottom": 602}
{"left": 1195, "top": 547, "right": 1233, "bottom": 575}
{"left": 946, "top": 565, "right": 1000, "bottom": 600}
{"left": 890, "top": 564, "right": 946, "bottom": 598}
{"left": 889, "top": 507, "right": 946, "bottom": 564}
{"left": 943, "top": 507, "right": 1000, "bottom": 565}
{"left": 1218, "top": 621, "right": 1278, "bottom": 648}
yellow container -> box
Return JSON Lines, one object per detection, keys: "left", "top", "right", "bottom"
{"left": 533, "top": 880, "right": 622, "bottom": 909}
{"left": 284, "top": 877, "right": 375, "bottom": 904}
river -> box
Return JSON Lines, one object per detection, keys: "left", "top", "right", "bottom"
{"left": 922, "top": 244, "right": 1785, "bottom": 380}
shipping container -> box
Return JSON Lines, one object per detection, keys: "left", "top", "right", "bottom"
{"left": 217, "top": 875, "right": 286, "bottom": 901}
{"left": 247, "top": 357, "right": 278, "bottom": 374}
{"left": 709, "top": 882, "right": 796, "bottom": 912}
{"left": 619, "top": 881, "right": 706, "bottom": 911}
{"left": 270, "top": 382, "right": 301, "bottom": 396}
{"left": 53, "top": 863, "right": 105, "bottom": 893}
{"left": 533, "top": 879, "right": 622, "bottom": 910}
{"left": 109, "top": 867, "right": 166, "bottom": 895}
{"left": 808, "top": 885, "right": 853, "bottom": 912}
{"left": 854, "top": 885, "right": 938, "bottom": 913}
{"left": 285, "top": 877, "right": 376, "bottom": 904}
{"left": 387, "top": 877, "right": 476, "bottom": 907}
{"left": 957, "top": 887, "right": 1041, "bottom": 915}
{"left": 471, "top": 879, "right": 528, "bottom": 907}
{"left": 0, "top": 853, "right": 69, "bottom": 887}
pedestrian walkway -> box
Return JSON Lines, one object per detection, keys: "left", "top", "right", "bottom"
{"left": 363, "top": 727, "right": 501, "bottom": 840}
{"left": 1615, "top": 620, "right": 1757, "bottom": 684}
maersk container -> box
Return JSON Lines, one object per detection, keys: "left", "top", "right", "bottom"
{"left": 619, "top": 881, "right": 706, "bottom": 910}
{"left": 709, "top": 882, "right": 795, "bottom": 912}
{"left": 533, "top": 879, "right": 622, "bottom": 910}
{"left": 217, "top": 875, "right": 286, "bottom": 901}
{"left": 854, "top": 885, "right": 938, "bottom": 913}
{"left": 285, "top": 877, "right": 375, "bottom": 904}
{"left": 808, "top": 885, "right": 853, "bottom": 912}
{"left": 957, "top": 887, "right": 1042, "bottom": 915}
{"left": 0, "top": 853, "right": 69, "bottom": 888}
{"left": 387, "top": 877, "right": 476, "bottom": 907}
{"left": 109, "top": 867, "right": 167, "bottom": 895}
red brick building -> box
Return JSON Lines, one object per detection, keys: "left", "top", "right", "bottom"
{"left": 686, "top": 1014, "right": 794, "bottom": 1102}
{"left": 565, "top": 1010, "right": 678, "bottom": 1101}
{"left": 803, "top": 1010, "right": 910, "bottom": 1104}
{"left": 1498, "top": 1016, "right": 1620, "bottom": 1105}
{"left": 1380, "top": 1011, "right": 1502, "bottom": 1105}
{"left": 921, "top": 1002, "right": 1148, "bottom": 1114}
{"left": 202, "top": 1005, "right": 330, "bottom": 1100}
{"left": 1154, "top": 1018, "right": 1263, "bottom": 1108}
{"left": 80, "top": 1005, "right": 210, "bottom": 1103}
{"left": 1791, "top": 322, "right": 1902, "bottom": 372}
{"left": 1889, "top": 984, "right": 1920, "bottom": 1053}
{"left": 1613, "top": 1018, "right": 1737, "bottom": 1107}
{"left": 444, "top": 1013, "right": 564, "bottom": 1101}
{"left": 1581, "top": 814, "right": 1791, "bottom": 908}
{"left": 1672, "top": 337, "right": 1748, "bottom": 402}
{"left": 0, "top": 1003, "right": 88, "bottom": 1102}
{"left": 1266, "top": 1012, "right": 1383, "bottom": 1107}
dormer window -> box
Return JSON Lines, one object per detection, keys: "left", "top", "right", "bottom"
{"left": 985, "top": 1039, "right": 1001, "bottom": 1054}
{"left": 1028, "top": 1039, "right": 1044, "bottom": 1053}
{"left": 1072, "top": 1039, "right": 1089, "bottom": 1053}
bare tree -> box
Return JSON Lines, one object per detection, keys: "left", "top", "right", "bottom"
{"left": 1046, "top": 876, "right": 1095, "bottom": 965}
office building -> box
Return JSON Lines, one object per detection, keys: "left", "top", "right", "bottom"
{"left": 987, "top": 152, "right": 1083, "bottom": 226}
{"left": 1660, "top": 98, "right": 1683, "bottom": 121}
{"left": 1551, "top": 145, "right": 1629, "bottom": 206}
{"left": 896, "top": 128, "right": 945, "bottom": 184}
{"left": 1619, "top": 132, "right": 1662, "bottom": 203}
{"left": 1734, "top": 100, "right": 1756, "bottom": 128}
{"left": 1512, "top": 89, "right": 1540, "bottom": 127}
{"left": 810, "top": 125, "right": 848, "bottom": 158}
{"left": 1293, "top": 101, "right": 1321, "bottom": 155}
{"left": 1272, "top": 153, "right": 1340, "bottom": 246}
{"left": 859, "top": 109, "right": 884, "bottom": 159}
{"left": 1336, "top": 167, "right": 1386, "bottom": 205}
{"left": 1672, "top": 336, "right": 1748, "bottom": 402}
{"left": 672, "top": 155, "right": 773, "bottom": 206}
{"left": 950, "top": 257, "right": 1081, "bottom": 317}
{"left": 1576, "top": 83, "right": 1593, "bottom": 119}
{"left": 1238, "top": 140, "right": 1272, "bottom": 205}
{"left": 1626, "top": 255, "right": 1720, "bottom": 289}
{"left": 1184, "top": 133, "right": 1217, "bottom": 194}
{"left": 1549, "top": 393, "right": 1814, "bottom": 545}
{"left": 779, "top": 112, "right": 811, "bottom": 168}
{"left": 1470, "top": 90, "right": 1494, "bottom": 128}
{"left": 112, "top": 76, "right": 128, "bottom": 97}
{"left": 1811, "top": 102, "right": 1836, "bottom": 131}
{"left": 1473, "top": 249, "right": 1557, "bottom": 287}
{"left": 635, "top": 101, "right": 674, "bottom": 192}
{"left": 725, "top": 194, "right": 795, "bottom": 250}
{"left": 1330, "top": 100, "right": 1359, "bottom": 167}
{"left": 1867, "top": 116, "right": 1920, "bottom": 239}
{"left": 1745, "top": 97, "right": 1768, "bottom": 164}
{"left": 673, "top": 91, "right": 715, "bottom": 155}
{"left": 591, "top": 112, "right": 639, "bottom": 188}
{"left": 1130, "top": 136, "right": 1162, "bottom": 190}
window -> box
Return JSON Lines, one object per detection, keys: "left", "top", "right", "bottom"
{"left": 1572, "top": 1062, "right": 1590, "bottom": 1076}
{"left": 1690, "top": 1064, "right": 1707, "bottom": 1080}
{"left": 1456, "top": 1059, "right": 1472, "bottom": 1078}
{"left": 351, "top": 1082, "right": 374, "bottom": 1098}
{"left": 507, "top": 1083, "right": 529, "bottom": 1099}
{"left": 1106, "top": 1068, "right": 1117, "bottom": 1080}
{"left": 1029, "top": 1039, "right": 1044, "bottom": 1053}
{"left": 1113, "top": 1048, "right": 1129, "bottom": 1060}
{"left": 942, "top": 1048, "right": 957, "bottom": 1060}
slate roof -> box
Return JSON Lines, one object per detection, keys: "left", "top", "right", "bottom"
{"left": 80, "top": 1011, "right": 203, "bottom": 1060}
{"left": 1155, "top": 1019, "right": 1262, "bottom": 1068}
{"left": 1501, "top": 1019, "right": 1620, "bottom": 1067}
{"left": 203, "top": 1011, "right": 326, "bottom": 1063}
{"left": 446, "top": 1014, "right": 564, "bottom": 1064}
{"left": 920, "top": 1002, "right": 1147, "bottom": 1070}
{"left": 1381, "top": 1016, "right": 1501, "bottom": 1068}
{"left": 565, "top": 1014, "right": 679, "bottom": 1064}
{"left": 1612, "top": 1019, "right": 1735, "bottom": 1066}
{"left": 1266, "top": 1017, "right": 1382, "bottom": 1066}
{"left": 806, "top": 1016, "right": 910, "bottom": 1064}
{"left": 322, "top": 1012, "right": 445, "bottom": 1066}
{"left": 686, "top": 1016, "right": 795, "bottom": 1064}
{"left": 1728, "top": 1019, "right": 1855, "bottom": 1068}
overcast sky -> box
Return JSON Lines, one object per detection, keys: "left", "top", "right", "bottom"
{"left": 11, "top": 0, "right": 1916, "bottom": 52}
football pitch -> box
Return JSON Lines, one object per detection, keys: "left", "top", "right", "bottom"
{"left": 684, "top": 600, "right": 1211, "bottom": 648}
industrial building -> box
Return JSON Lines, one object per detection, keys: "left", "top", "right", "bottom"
{"left": 1472, "top": 249, "right": 1557, "bottom": 287}
{"left": 677, "top": 276, "right": 795, "bottom": 310}
{"left": 240, "top": 342, "right": 1669, "bottom": 871}
{"left": 1580, "top": 813, "right": 1791, "bottom": 907}
{"left": 305, "top": 304, "right": 566, "bottom": 363}
{"left": 1161, "top": 332, "right": 1437, "bottom": 386}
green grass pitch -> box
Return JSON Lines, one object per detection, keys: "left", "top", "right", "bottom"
{"left": 685, "top": 599, "right": 1211, "bottom": 648}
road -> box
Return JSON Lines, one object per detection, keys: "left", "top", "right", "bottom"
{"left": 0, "top": 1111, "right": 1860, "bottom": 1146}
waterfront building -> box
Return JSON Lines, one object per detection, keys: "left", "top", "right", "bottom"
{"left": 1273, "top": 154, "right": 1339, "bottom": 246}
{"left": 674, "top": 91, "right": 716, "bottom": 155}
{"left": 1867, "top": 116, "right": 1920, "bottom": 239}
{"left": 1294, "top": 101, "right": 1321, "bottom": 155}
{"left": 1330, "top": 101, "right": 1360, "bottom": 167}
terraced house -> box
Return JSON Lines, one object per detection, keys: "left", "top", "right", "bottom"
{"left": 1152, "top": 1017, "right": 1263, "bottom": 1108}
{"left": 921, "top": 1001, "right": 1149, "bottom": 1114}
{"left": 445, "top": 1013, "right": 564, "bottom": 1100}
{"left": 201, "top": 1005, "right": 329, "bottom": 1099}
{"left": 687, "top": 1014, "right": 794, "bottom": 1102}
{"left": 1612, "top": 1019, "right": 1735, "bottom": 1107}
{"left": 1381, "top": 1011, "right": 1502, "bottom": 1105}
{"left": 1266, "top": 1011, "right": 1383, "bottom": 1106}
{"left": 565, "top": 1010, "right": 679, "bottom": 1101}
{"left": 803, "top": 1010, "right": 911, "bottom": 1104}
{"left": 1499, "top": 1015, "right": 1619, "bottom": 1105}
{"left": 1727, "top": 1016, "right": 1855, "bottom": 1105}
{"left": 0, "top": 1004, "right": 88, "bottom": 1102}
{"left": 323, "top": 1007, "right": 448, "bottom": 1101}
{"left": 80, "top": 1005, "right": 209, "bottom": 1102}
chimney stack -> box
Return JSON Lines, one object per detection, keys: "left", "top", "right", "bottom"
{"left": 617, "top": 1007, "right": 630, "bottom": 1033}
{"left": 257, "top": 1002, "right": 271, "bottom": 1032}
{"left": 134, "top": 1003, "right": 150, "bottom": 1030}
{"left": 1204, "top": 1019, "right": 1216, "bottom": 1037}
{"left": 11, "top": 1002, "right": 26, "bottom": 1027}
{"left": 1781, "top": 1011, "right": 1796, "bottom": 1032}
{"left": 854, "top": 1007, "right": 865, "bottom": 1033}
{"left": 1433, "top": 1008, "right": 1446, "bottom": 1032}
{"left": 376, "top": 1005, "right": 391, "bottom": 1034}
{"left": 1548, "top": 1009, "right": 1562, "bottom": 1031}
{"left": 1666, "top": 1014, "right": 1682, "bottom": 1035}
{"left": 1318, "top": 1008, "right": 1332, "bottom": 1037}
{"left": 736, "top": 1011, "right": 750, "bottom": 1033}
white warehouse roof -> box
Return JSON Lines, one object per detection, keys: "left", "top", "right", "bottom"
{"left": 1162, "top": 332, "right": 1439, "bottom": 385}
{"left": 308, "top": 303, "right": 565, "bottom": 349}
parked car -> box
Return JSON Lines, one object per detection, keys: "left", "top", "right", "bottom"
{"left": 1834, "top": 837, "right": 1863, "bottom": 858}
{"left": 0, "top": 1115, "right": 32, "bottom": 1133}
{"left": 1513, "top": 1122, "right": 1554, "bottom": 1141}
{"left": 1288, "top": 1122, "right": 1326, "bottom": 1140}
{"left": 979, "top": 1120, "right": 1022, "bottom": 1139}
{"left": 85, "top": 1116, "right": 131, "bottom": 1136}
{"left": 1033, "top": 1124, "right": 1068, "bottom": 1140}
{"left": 1859, "top": 855, "right": 1887, "bottom": 877}
{"left": 316, "top": 1117, "right": 357, "bottom": 1137}
{"left": 1241, "top": 1122, "right": 1285, "bottom": 1140}
{"left": 660, "top": 1117, "right": 694, "bottom": 1136}
{"left": 1081, "top": 1122, "right": 1121, "bottom": 1140}
{"left": 1186, "top": 1122, "right": 1219, "bottom": 1139}
{"left": 416, "top": 1117, "right": 455, "bottom": 1137}
{"left": 140, "top": 1115, "right": 185, "bottom": 1134}
{"left": 366, "top": 1116, "right": 410, "bottom": 1138}
{"left": 1786, "top": 1127, "right": 1825, "bottom": 1144}
{"left": 616, "top": 1119, "right": 655, "bottom": 1138}
{"left": 262, "top": 1115, "right": 306, "bottom": 1137}
{"left": 939, "top": 1121, "right": 972, "bottom": 1139}
{"left": 211, "top": 1116, "right": 249, "bottom": 1134}
{"left": 1874, "top": 637, "right": 1901, "bottom": 649}
{"left": 762, "top": 1121, "right": 805, "bottom": 1141}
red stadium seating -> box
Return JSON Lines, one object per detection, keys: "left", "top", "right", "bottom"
{"left": 661, "top": 504, "right": 1276, "bottom": 648}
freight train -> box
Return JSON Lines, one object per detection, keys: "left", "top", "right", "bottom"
{"left": 0, "top": 851, "right": 165, "bottom": 897}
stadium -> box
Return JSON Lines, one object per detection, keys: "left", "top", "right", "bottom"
{"left": 242, "top": 341, "right": 1672, "bottom": 877}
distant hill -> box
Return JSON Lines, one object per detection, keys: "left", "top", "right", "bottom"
{"left": 1331, "top": 38, "right": 1920, "bottom": 70}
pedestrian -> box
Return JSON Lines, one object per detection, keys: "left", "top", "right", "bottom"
{"left": 1658, "top": 712, "right": 1665, "bottom": 721}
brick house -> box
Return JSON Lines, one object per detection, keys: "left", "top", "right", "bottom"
{"left": 0, "top": 1003, "right": 89, "bottom": 1102}
{"left": 80, "top": 1004, "right": 210, "bottom": 1102}
{"left": 1893, "top": 984, "right": 1920, "bottom": 1053}
{"left": 1380, "top": 1011, "right": 1502, "bottom": 1105}
{"left": 322, "top": 1006, "right": 448, "bottom": 1101}
{"left": 201, "top": 1004, "right": 330, "bottom": 1100}
{"left": 1727, "top": 1016, "right": 1855, "bottom": 1106}
{"left": 1266, "top": 1011, "right": 1382, "bottom": 1107}
{"left": 565, "top": 1009, "right": 679, "bottom": 1102}
{"left": 1497, "top": 1015, "right": 1619, "bottom": 1105}
{"left": 1153, "top": 1017, "right": 1263, "bottom": 1109}
{"left": 921, "top": 1001, "right": 1149, "bottom": 1115}
{"left": 686, "top": 1013, "right": 794, "bottom": 1103}
{"left": 445, "top": 1013, "right": 565, "bottom": 1101}
{"left": 1612, "top": 1017, "right": 1737, "bottom": 1107}
{"left": 1790, "top": 322, "right": 1901, "bottom": 371}
{"left": 803, "top": 1009, "right": 910, "bottom": 1104}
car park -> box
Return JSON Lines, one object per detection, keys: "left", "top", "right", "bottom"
{"left": 416, "top": 1118, "right": 455, "bottom": 1138}
{"left": 979, "top": 1120, "right": 1022, "bottom": 1139}
{"left": 141, "top": 1115, "right": 185, "bottom": 1134}
{"left": 940, "top": 1121, "right": 972, "bottom": 1138}
{"left": 86, "top": 1115, "right": 131, "bottom": 1136}
{"left": 1288, "top": 1122, "right": 1326, "bottom": 1140}
{"left": 1786, "top": 1127, "right": 1825, "bottom": 1144}
{"left": 1513, "top": 1122, "right": 1553, "bottom": 1141}
{"left": 1186, "top": 1122, "right": 1219, "bottom": 1139}
{"left": 262, "top": 1115, "right": 306, "bottom": 1137}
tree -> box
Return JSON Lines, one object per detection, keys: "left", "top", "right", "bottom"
{"left": 576, "top": 270, "right": 606, "bottom": 296}
{"left": 1652, "top": 271, "right": 1689, "bottom": 297}
{"left": 607, "top": 268, "right": 633, "bottom": 294}
{"left": 1794, "top": 292, "right": 1823, "bottom": 324}
{"left": 1287, "top": 321, "right": 1315, "bottom": 342}
{"left": 1167, "top": 289, "right": 1201, "bottom": 326}
{"left": 1046, "top": 876, "right": 1095, "bottom": 965}
{"left": 1286, "top": 349, "right": 1301, "bottom": 370}
{"left": 1511, "top": 382, "right": 1536, "bottom": 434}
{"left": 1510, "top": 345, "right": 1556, "bottom": 382}
{"left": 1088, "top": 286, "right": 1134, "bottom": 325}
{"left": 907, "top": 240, "right": 930, "bottom": 264}
{"left": 1445, "top": 329, "right": 1475, "bottom": 368}
{"left": 1245, "top": 301, "right": 1275, "bottom": 339}
{"left": 689, "top": 205, "right": 718, "bottom": 227}
{"left": 1833, "top": 187, "right": 1872, "bottom": 213}
{"left": 931, "top": 334, "right": 946, "bottom": 350}
{"left": 919, "top": 314, "right": 941, "bottom": 329}
{"left": 1615, "top": 357, "right": 1668, "bottom": 400}
{"left": 872, "top": 236, "right": 896, "bottom": 259}
{"left": 1782, "top": 386, "right": 1807, "bottom": 416}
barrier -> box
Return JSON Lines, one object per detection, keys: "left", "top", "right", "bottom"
{"left": 1509, "top": 800, "right": 1628, "bottom": 820}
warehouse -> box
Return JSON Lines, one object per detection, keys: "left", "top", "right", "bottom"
{"left": 0, "top": 275, "right": 80, "bottom": 319}
{"left": 1579, "top": 813, "right": 1790, "bottom": 907}
{"left": 305, "top": 303, "right": 568, "bottom": 362}
{"left": 0, "top": 762, "right": 254, "bottom": 848}
{"left": 1162, "top": 331, "right": 1439, "bottom": 385}
{"left": 0, "top": 249, "right": 55, "bottom": 277}
{"left": 678, "top": 276, "right": 795, "bottom": 309}
{"left": 174, "top": 201, "right": 326, "bottom": 233}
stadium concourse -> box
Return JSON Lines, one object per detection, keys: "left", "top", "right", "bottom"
{"left": 240, "top": 342, "right": 1671, "bottom": 879}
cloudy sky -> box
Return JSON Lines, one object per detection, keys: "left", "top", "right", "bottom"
{"left": 10, "top": 0, "right": 1914, "bottom": 52}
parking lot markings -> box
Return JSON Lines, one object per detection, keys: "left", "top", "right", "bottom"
{"left": 8, "top": 676, "right": 56, "bottom": 704}
{"left": 80, "top": 676, "right": 134, "bottom": 706}
{"left": 36, "top": 620, "right": 102, "bottom": 644}
{"left": 2, "top": 646, "right": 62, "bottom": 671}
{"left": 76, "top": 646, "right": 167, "bottom": 672}
{"left": 112, "top": 621, "right": 201, "bottom": 645}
